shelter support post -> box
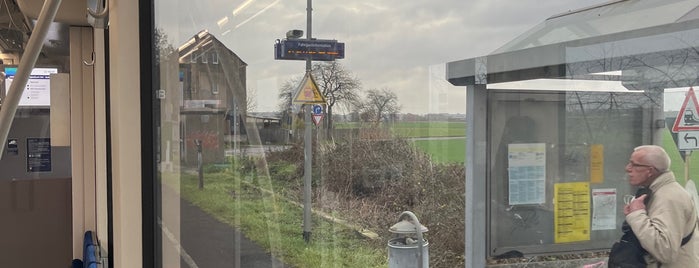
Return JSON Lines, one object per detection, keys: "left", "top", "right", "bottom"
{"left": 465, "top": 84, "right": 487, "bottom": 267}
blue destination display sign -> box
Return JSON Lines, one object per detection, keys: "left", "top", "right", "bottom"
{"left": 275, "top": 39, "right": 345, "bottom": 61}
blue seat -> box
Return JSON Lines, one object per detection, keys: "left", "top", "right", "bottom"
{"left": 82, "top": 231, "right": 100, "bottom": 268}
{"left": 71, "top": 259, "right": 83, "bottom": 268}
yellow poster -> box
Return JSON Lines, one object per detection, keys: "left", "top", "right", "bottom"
{"left": 554, "top": 182, "right": 591, "bottom": 243}
{"left": 590, "top": 144, "right": 604, "bottom": 184}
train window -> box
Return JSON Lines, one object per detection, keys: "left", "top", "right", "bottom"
{"left": 149, "top": 0, "right": 669, "bottom": 267}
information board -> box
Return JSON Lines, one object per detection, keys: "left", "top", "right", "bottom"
{"left": 275, "top": 39, "right": 345, "bottom": 61}
{"left": 507, "top": 143, "right": 546, "bottom": 205}
{"left": 26, "top": 137, "right": 51, "bottom": 172}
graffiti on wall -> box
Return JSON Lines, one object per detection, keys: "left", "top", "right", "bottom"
{"left": 187, "top": 130, "right": 220, "bottom": 150}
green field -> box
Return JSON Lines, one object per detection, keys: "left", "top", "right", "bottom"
{"left": 335, "top": 121, "right": 466, "bottom": 137}
{"left": 390, "top": 121, "right": 466, "bottom": 137}
{"left": 400, "top": 123, "right": 699, "bottom": 185}
{"left": 413, "top": 138, "right": 466, "bottom": 163}
{"left": 338, "top": 122, "right": 699, "bottom": 183}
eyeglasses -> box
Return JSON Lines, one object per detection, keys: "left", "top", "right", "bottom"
{"left": 623, "top": 195, "right": 635, "bottom": 205}
{"left": 627, "top": 161, "right": 655, "bottom": 169}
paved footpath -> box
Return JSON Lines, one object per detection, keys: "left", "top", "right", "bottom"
{"left": 161, "top": 185, "right": 290, "bottom": 268}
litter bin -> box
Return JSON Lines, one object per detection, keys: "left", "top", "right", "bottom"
{"left": 388, "top": 211, "right": 429, "bottom": 268}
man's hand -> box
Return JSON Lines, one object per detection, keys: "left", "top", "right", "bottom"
{"left": 624, "top": 194, "right": 647, "bottom": 215}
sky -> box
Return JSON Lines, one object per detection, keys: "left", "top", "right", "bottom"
{"left": 156, "top": 0, "right": 612, "bottom": 114}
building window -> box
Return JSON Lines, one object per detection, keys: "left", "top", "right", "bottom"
{"left": 212, "top": 83, "right": 219, "bottom": 95}
{"left": 212, "top": 52, "right": 219, "bottom": 64}
{"left": 201, "top": 52, "right": 208, "bottom": 63}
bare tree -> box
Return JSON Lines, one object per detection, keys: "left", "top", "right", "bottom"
{"left": 246, "top": 87, "right": 258, "bottom": 113}
{"left": 154, "top": 28, "right": 177, "bottom": 67}
{"left": 358, "top": 88, "right": 401, "bottom": 126}
{"left": 312, "top": 61, "right": 361, "bottom": 129}
{"left": 277, "top": 77, "right": 301, "bottom": 112}
{"left": 278, "top": 62, "right": 361, "bottom": 132}
{"left": 277, "top": 78, "right": 302, "bottom": 133}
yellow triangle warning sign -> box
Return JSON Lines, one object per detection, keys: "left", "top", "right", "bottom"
{"left": 672, "top": 87, "right": 699, "bottom": 132}
{"left": 293, "top": 72, "right": 326, "bottom": 104}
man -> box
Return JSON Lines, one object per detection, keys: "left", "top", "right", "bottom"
{"left": 624, "top": 145, "right": 699, "bottom": 267}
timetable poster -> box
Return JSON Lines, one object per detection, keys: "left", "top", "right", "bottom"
{"left": 591, "top": 188, "right": 617, "bottom": 230}
{"left": 554, "top": 182, "right": 591, "bottom": 243}
{"left": 508, "top": 143, "right": 546, "bottom": 205}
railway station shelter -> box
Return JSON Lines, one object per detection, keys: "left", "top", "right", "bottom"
{"left": 447, "top": 0, "right": 699, "bottom": 266}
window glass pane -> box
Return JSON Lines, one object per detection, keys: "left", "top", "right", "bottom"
{"left": 150, "top": 0, "right": 680, "bottom": 267}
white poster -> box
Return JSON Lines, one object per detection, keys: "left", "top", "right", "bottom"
{"left": 592, "top": 188, "right": 617, "bottom": 230}
{"left": 5, "top": 67, "right": 58, "bottom": 107}
{"left": 508, "top": 143, "right": 546, "bottom": 205}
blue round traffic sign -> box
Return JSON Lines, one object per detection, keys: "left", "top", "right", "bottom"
{"left": 312, "top": 104, "right": 323, "bottom": 115}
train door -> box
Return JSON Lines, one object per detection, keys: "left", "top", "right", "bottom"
{"left": 0, "top": 106, "right": 73, "bottom": 267}
{"left": 0, "top": 1, "right": 107, "bottom": 266}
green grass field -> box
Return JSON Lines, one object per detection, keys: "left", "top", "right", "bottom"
{"left": 390, "top": 121, "right": 466, "bottom": 138}
{"left": 335, "top": 121, "right": 699, "bottom": 184}
{"left": 335, "top": 121, "right": 466, "bottom": 137}
{"left": 412, "top": 138, "right": 466, "bottom": 163}
{"left": 397, "top": 122, "right": 699, "bottom": 186}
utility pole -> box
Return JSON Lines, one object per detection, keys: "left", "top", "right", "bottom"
{"left": 303, "top": 0, "right": 313, "bottom": 244}
{"left": 274, "top": 0, "right": 343, "bottom": 244}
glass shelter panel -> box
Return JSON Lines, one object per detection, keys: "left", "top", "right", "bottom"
{"left": 487, "top": 90, "right": 659, "bottom": 255}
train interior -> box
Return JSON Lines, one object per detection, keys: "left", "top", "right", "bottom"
{"left": 0, "top": 0, "right": 109, "bottom": 266}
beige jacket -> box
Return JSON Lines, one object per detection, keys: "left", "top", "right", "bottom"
{"left": 626, "top": 171, "right": 699, "bottom": 268}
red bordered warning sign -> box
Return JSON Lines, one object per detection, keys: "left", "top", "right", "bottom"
{"left": 293, "top": 72, "right": 326, "bottom": 104}
{"left": 672, "top": 87, "right": 699, "bottom": 132}
{"left": 312, "top": 114, "right": 324, "bottom": 126}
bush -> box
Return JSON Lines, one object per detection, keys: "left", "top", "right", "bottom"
{"left": 268, "top": 161, "right": 298, "bottom": 181}
{"left": 265, "top": 137, "right": 466, "bottom": 267}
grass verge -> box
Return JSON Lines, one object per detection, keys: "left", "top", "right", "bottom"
{"left": 179, "top": 171, "right": 387, "bottom": 268}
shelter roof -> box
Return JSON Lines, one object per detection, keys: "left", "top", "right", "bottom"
{"left": 447, "top": 0, "right": 699, "bottom": 90}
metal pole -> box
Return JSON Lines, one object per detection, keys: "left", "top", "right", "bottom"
{"left": 685, "top": 151, "right": 692, "bottom": 185}
{"left": 196, "top": 139, "right": 203, "bottom": 189}
{"left": 400, "top": 211, "right": 425, "bottom": 268}
{"left": 0, "top": 0, "right": 62, "bottom": 158}
{"left": 302, "top": 0, "right": 313, "bottom": 243}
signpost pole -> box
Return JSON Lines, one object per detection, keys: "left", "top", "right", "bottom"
{"left": 685, "top": 151, "right": 692, "bottom": 185}
{"left": 302, "top": 0, "right": 313, "bottom": 244}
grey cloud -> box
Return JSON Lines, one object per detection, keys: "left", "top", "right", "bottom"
{"left": 157, "top": 0, "right": 610, "bottom": 114}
